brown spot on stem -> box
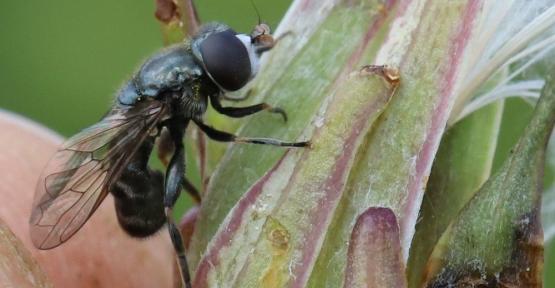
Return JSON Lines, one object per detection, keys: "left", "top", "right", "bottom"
{"left": 360, "top": 65, "right": 400, "bottom": 87}
{"left": 260, "top": 218, "right": 291, "bottom": 287}
{"left": 499, "top": 212, "right": 543, "bottom": 287}
{"left": 269, "top": 227, "right": 290, "bottom": 251}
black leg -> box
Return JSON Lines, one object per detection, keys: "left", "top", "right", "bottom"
{"left": 209, "top": 93, "right": 288, "bottom": 122}
{"left": 157, "top": 128, "right": 201, "bottom": 203}
{"left": 182, "top": 177, "right": 201, "bottom": 204}
{"left": 221, "top": 89, "right": 251, "bottom": 102}
{"left": 194, "top": 120, "right": 310, "bottom": 148}
{"left": 164, "top": 136, "right": 184, "bottom": 208}
{"left": 164, "top": 121, "right": 192, "bottom": 288}
{"left": 167, "top": 207, "right": 192, "bottom": 288}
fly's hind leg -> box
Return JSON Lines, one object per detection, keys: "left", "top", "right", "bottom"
{"left": 166, "top": 209, "right": 190, "bottom": 288}
{"left": 163, "top": 119, "right": 192, "bottom": 288}
{"left": 157, "top": 128, "right": 201, "bottom": 203}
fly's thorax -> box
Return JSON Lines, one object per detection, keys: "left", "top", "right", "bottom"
{"left": 116, "top": 44, "right": 203, "bottom": 107}
{"left": 137, "top": 45, "right": 203, "bottom": 97}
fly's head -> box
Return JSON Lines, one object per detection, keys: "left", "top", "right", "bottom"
{"left": 191, "top": 22, "right": 275, "bottom": 92}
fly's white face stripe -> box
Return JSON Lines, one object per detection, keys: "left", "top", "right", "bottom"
{"left": 235, "top": 34, "right": 260, "bottom": 78}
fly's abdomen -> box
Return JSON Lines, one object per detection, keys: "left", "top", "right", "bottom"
{"left": 110, "top": 138, "right": 166, "bottom": 238}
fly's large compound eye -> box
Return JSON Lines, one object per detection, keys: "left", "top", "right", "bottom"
{"left": 200, "top": 29, "right": 251, "bottom": 91}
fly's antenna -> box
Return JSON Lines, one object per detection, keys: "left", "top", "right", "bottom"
{"left": 249, "top": 0, "right": 262, "bottom": 25}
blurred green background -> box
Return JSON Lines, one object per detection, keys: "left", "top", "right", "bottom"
{"left": 1, "top": 0, "right": 554, "bottom": 286}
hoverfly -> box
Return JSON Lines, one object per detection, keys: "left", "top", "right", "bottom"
{"left": 29, "top": 22, "right": 309, "bottom": 288}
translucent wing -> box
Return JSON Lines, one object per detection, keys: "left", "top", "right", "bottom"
{"left": 30, "top": 101, "right": 167, "bottom": 249}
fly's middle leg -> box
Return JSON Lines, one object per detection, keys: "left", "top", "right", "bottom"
{"left": 194, "top": 119, "right": 310, "bottom": 148}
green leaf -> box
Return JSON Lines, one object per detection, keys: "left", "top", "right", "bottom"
{"left": 407, "top": 101, "right": 504, "bottom": 287}
{"left": 423, "top": 71, "right": 555, "bottom": 286}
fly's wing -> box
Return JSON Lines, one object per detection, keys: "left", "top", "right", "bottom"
{"left": 29, "top": 101, "right": 167, "bottom": 249}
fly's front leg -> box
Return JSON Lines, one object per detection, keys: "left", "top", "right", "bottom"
{"left": 222, "top": 89, "right": 251, "bottom": 102}
{"left": 209, "top": 93, "right": 288, "bottom": 122}
{"left": 163, "top": 121, "right": 192, "bottom": 288}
